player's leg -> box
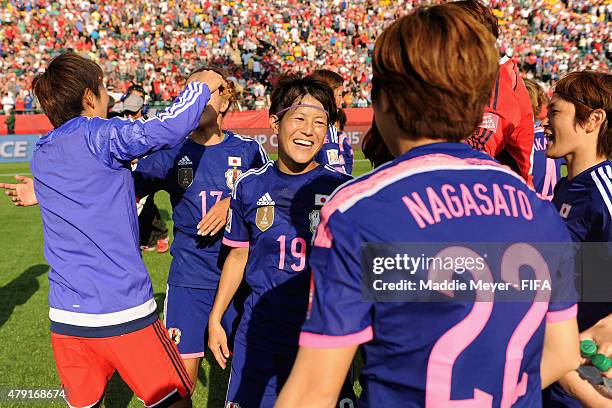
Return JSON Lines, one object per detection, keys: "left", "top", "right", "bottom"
{"left": 164, "top": 284, "right": 209, "bottom": 384}
{"left": 50, "top": 333, "right": 115, "bottom": 408}
{"left": 181, "top": 358, "right": 201, "bottom": 386}
{"left": 226, "top": 340, "right": 278, "bottom": 407}
{"left": 106, "top": 320, "right": 193, "bottom": 407}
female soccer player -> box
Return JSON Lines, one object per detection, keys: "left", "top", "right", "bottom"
{"left": 0, "top": 53, "right": 224, "bottom": 408}
{"left": 1, "top": 65, "right": 267, "bottom": 401}
{"left": 311, "top": 69, "right": 353, "bottom": 174}
{"left": 207, "top": 75, "right": 353, "bottom": 407}
{"left": 133, "top": 66, "right": 269, "bottom": 385}
{"left": 524, "top": 78, "right": 563, "bottom": 200}
{"left": 276, "top": 5, "right": 580, "bottom": 407}
{"left": 542, "top": 71, "right": 612, "bottom": 407}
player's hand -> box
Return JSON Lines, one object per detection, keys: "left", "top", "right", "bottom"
{"left": 559, "top": 371, "right": 612, "bottom": 406}
{"left": 197, "top": 197, "right": 230, "bottom": 236}
{"left": 208, "top": 320, "right": 230, "bottom": 369}
{"left": 0, "top": 175, "right": 38, "bottom": 206}
{"left": 581, "top": 314, "right": 612, "bottom": 378}
{"left": 187, "top": 70, "right": 224, "bottom": 94}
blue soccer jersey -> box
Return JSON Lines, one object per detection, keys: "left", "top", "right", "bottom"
{"left": 552, "top": 160, "right": 612, "bottom": 243}
{"left": 133, "top": 131, "right": 268, "bottom": 289}
{"left": 550, "top": 160, "right": 612, "bottom": 330}
{"left": 223, "top": 161, "right": 351, "bottom": 353}
{"left": 301, "top": 142, "right": 577, "bottom": 407}
{"left": 315, "top": 125, "right": 349, "bottom": 174}
{"left": 532, "top": 122, "right": 563, "bottom": 200}
{"left": 546, "top": 162, "right": 612, "bottom": 407}
{"left": 339, "top": 130, "right": 354, "bottom": 175}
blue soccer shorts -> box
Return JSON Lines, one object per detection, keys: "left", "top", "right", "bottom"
{"left": 164, "top": 284, "right": 245, "bottom": 358}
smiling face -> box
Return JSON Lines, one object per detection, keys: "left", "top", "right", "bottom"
{"left": 544, "top": 95, "right": 586, "bottom": 159}
{"left": 271, "top": 94, "right": 328, "bottom": 170}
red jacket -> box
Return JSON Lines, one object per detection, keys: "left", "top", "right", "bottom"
{"left": 467, "top": 59, "right": 535, "bottom": 187}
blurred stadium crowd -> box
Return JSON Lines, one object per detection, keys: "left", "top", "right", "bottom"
{"left": 0, "top": 0, "right": 610, "bottom": 113}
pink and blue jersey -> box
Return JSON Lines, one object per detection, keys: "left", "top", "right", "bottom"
{"left": 551, "top": 160, "right": 612, "bottom": 340}
{"left": 338, "top": 130, "right": 354, "bottom": 175}
{"left": 532, "top": 122, "right": 563, "bottom": 200}
{"left": 133, "top": 131, "right": 268, "bottom": 289}
{"left": 223, "top": 161, "right": 351, "bottom": 352}
{"left": 545, "top": 160, "right": 612, "bottom": 407}
{"left": 301, "top": 142, "right": 577, "bottom": 407}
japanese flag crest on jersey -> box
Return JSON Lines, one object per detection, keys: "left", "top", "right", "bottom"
{"left": 225, "top": 157, "right": 243, "bottom": 190}
{"left": 309, "top": 194, "right": 328, "bottom": 233}
{"left": 309, "top": 210, "right": 321, "bottom": 233}
{"left": 225, "top": 168, "right": 243, "bottom": 190}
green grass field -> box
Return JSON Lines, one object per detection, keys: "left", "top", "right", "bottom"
{"left": 0, "top": 155, "right": 372, "bottom": 407}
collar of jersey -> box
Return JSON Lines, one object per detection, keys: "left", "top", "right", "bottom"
{"left": 272, "top": 161, "right": 321, "bottom": 180}
{"left": 396, "top": 141, "right": 486, "bottom": 163}
{"left": 37, "top": 116, "right": 86, "bottom": 147}
{"left": 187, "top": 129, "right": 230, "bottom": 148}
{"left": 566, "top": 159, "right": 611, "bottom": 184}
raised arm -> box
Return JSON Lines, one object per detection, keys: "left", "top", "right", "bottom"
{"left": 88, "top": 71, "right": 224, "bottom": 167}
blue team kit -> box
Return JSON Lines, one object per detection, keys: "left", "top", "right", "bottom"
{"left": 315, "top": 124, "right": 353, "bottom": 175}
{"left": 532, "top": 122, "right": 563, "bottom": 200}
{"left": 133, "top": 131, "right": 268, "bottom": 355}
{"left": 31, "top": 78, "right": 597, "bottom": 407}
{"left": 223, "top": 161, "right": 352, "bottom": 407}
{"left": 544, "top": 160, "right": 612, "bottom": 407}
{"left": 31, "top": 82, "right": 212, "bottom": 337}
{"left": 301, "top": 142, "right": 578, "bottom": 407}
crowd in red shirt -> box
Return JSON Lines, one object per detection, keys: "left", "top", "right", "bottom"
{"left": 0, "top": 0, "right": 610, "bottom": 113}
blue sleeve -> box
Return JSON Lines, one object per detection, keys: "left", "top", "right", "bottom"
{"left": 314, "top": 147, "right": 328, "bottom": 166}
{"left": 223, "top": 177, "right": 250, "bottom": 247}
{"left": 598, "top": 198, "right": 612, "bottom": 242}
{"left": 132, "top": 150, "right": 173, "bottom": 198}
{"left": 248, "top": 139, "right": 269, "bottom": 169}
{"left": 342, "top": 135, "right": 354, "bottom": 175}
{"left": 314, "top": 125, "right": 340, "bottom": 167}
{"left": 546, "top": 238, "right": 579, "bottom": 316}
{"left": 316, "top": 143, "right": 343, "bottom": 168}
{"left": 300, "top": 209, "right": 374, "bottom": 347}
{"left": 86, "top": 82, "right": 210, "bottom": 168}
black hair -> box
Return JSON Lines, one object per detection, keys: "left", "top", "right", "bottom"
{"left": 126, "top": 84, "right": 146, "bottom": 96}
{"left": 337, "top": 108, "right": 347, "bottom": 131}
{"left": 32, "top": 53, "right": 104, "bottom": 128}
{"left": 269, "top": 75, "right": 338, "bottom": 126}
{"left": 188, "top": 65, "right": 237, "bottom": 114}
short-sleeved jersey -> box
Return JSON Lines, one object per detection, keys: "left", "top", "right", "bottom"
{"left": 133, "top": 131, "right": 268, "bottom": 289}
{"left": 466, "top": 59, "right": 535, "bottom": 187}
{"left": 552, "top": 160, "right": 612, "bottom": 330}
{"left": 532, "top": 122, "right": 563, "bottom": 200}
{"left": 223, "top": 161, "right": 351, "bottom": 353}
{"left": 315, "top": 125, "right": 350, "bottom": 174}
{"left": 301, "top": 142, "right": 577, "bottom": 407}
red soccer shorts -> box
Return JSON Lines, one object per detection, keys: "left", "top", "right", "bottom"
{"left": 51, "top": 320, "right": 193, "bottom": 407}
